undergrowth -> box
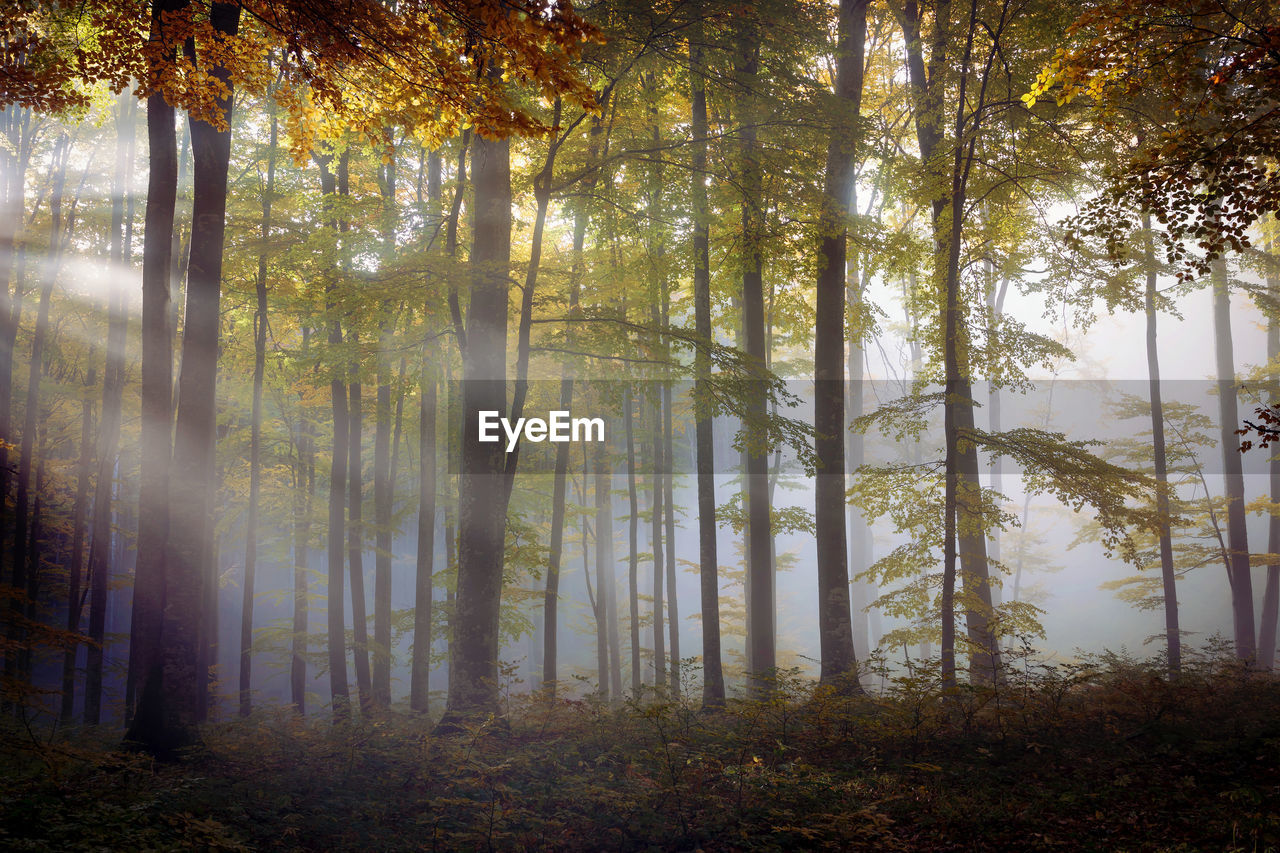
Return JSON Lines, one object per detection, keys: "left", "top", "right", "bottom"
{"left": 2, "top": 646, "right": 1278, "bottom": 851}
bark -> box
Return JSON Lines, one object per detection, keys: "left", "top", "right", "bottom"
{"left": 240, "top": 101, "right": 277, "bottom": 717}
{"left": 291, "top": 326, "right": 314, "bottom": 713}
{"left": 410, "top": 365, "right": 437, "bottom": 711}
{"left": 594, "top": 442, "right": 611, "bottom": 700}
{"left": 129, "top": 0, "right": 241, "bottom": 753}
{"left": 317, "top": 153, "right": 351, "bottom": 719}
{"left": 897, "top": 0, "right": 1000, "bottom": 687}
{"left": 442, "top": 126, "right": 511, "bottom": 725}
{"left": 814, "top": 0, "right": 868, "bottom": 690}
{"left": 690, "top": 22, "right": 724, "bottom": 706}
{"left": 126, "top": 20, "right": 180, "bottom": 728}
{"left": 0, "top": 103, "right": 33, "bottom": 607}
{"left": 625, "top": 384, "right": 641, "bottom": 694}
{"left": 1143, "top": 215, "right": 1180, "bottom": 676}
{"left": 348, "top": 374, "right": 374, "bottom": 714}
{"left": 543, "top": 192, "right": 585, "bottom": 695}
{"left": 736, "top": 14, "right": 775, "bottom": 691}
{"left": 61, "top": 362, "right": 95, "bottom": 724}
{"left": 1212, "top": 259, "right": 1256, "bottom": 661}
{"left": 651, "top": 415, "right": 667, "bottom": 688}
{"left": 1260, "top": 238, "right": 1280, "bottom": 671}
{"left": 373, "top": 157, "right": 397, "bottom": 711}
{"left": 12, "top": 133, "right": 70, "bottom": 698}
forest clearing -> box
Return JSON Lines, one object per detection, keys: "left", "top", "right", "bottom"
{"left": 2, "top": 0, "right": 1280, "bottom": 848}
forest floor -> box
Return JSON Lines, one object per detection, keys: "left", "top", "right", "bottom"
{"left": 2, "top": 649, "right": 1279, "bottom": 852}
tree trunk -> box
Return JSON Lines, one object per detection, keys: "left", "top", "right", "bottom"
{"left": 239, "top": 101, "right": 276, "bottom": 718}
{"left": 625, "top": 384, "right": 641, "bottom": 694}
{"left": 316, "top": 153, "right": 352, "bottom": 719}
{"left": 651, "top": 412, "right": 666, "bottom": 689}
{"left": 815, "top": 0, "right": 868, "bottom": 691}
{"left": 1260, "top": 237, "right": 1280, "bottom": 671}
{"left": 543, "top": 195, "right": 586, "bottom": 696}
{"left": 594, "top": 441, "right": 611, "bottom": 700}
{"left": 12, "top": 133, "right": 70, "bottom": 701}
{"left": 373, "top": 156, "right": 397, "bottom": 711}
{"left": 126, "top": 31, "right": 180, "bottom": 721}
{"left": 1213, "top": 258, "right": 1256, "bottom": 661}
{"left": 348, "top": 376, "right": 374, "bottom": 715}
{"left": 130, "top": 0, "right": 240, "bottom": 754}
{"left": 410, "top": 364, "right": 437, "bottom": 711}
{"left": 442, "top": 126, "right": 511, "bottom": 725}
{"left": 126, "top": 20, "right": 180, "bottom": 727}
{"left": 291, "top": 326, "right": 314, "bottom": 713}
{"left": 0, "top": 103, "right": 34, "bottom": 630}
{"left": 736, "top": 14, "right": 775, "bottom": 691}
{"left": 61, "top": 361, "right": 95, "bottom": 724}
{"left": 1143, "top": 215, "right": 1181, "bottom": 676}
{"left": 690, "top": 23, "right": 724, "bottom": 706}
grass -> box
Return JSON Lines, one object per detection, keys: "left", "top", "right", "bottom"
{"left": 2, "top": 646, "right": 1278, "bottom": 851}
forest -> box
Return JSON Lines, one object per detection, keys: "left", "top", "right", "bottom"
{"left": 2, "top": 0, "right": 1279, "bottom": 849}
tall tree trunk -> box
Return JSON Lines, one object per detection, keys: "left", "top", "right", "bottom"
{"left": 373, "top": 156, "right": 397, "bottom": 711}
{"left": 543, "top": 195, "right": 586, "bottom": 695}
{"left": 897, "top": 0, "right": 1000, "bottom": 687}
{"left": 814, "top": 0, "right": 868, "bottom": 691}
{"left": 239, "top": 100, "right": 277, "bottom": 717}
{"left": 291, "top": 327, "right": 314, "bottom": 713}
{"left": 1213, "top": 258, "right": 1256, "bottom": 661}
{"left": 0, "top": 103, "right": 34, "bottom": 629}
{"left": 61, "top": 362, "right": 95, "bottom": 724}
{"left": 593, "top": 441, "right": 610, "bottom": 700}
{"left": 90, "top": 94, "right": 133, "bottom": 724}
{"left": 651, "top": 414, "right": 666, "bottom": 688}
{"left": 348, "top": 374, "right": 374, "bottom": 714}
{"left": 625, "top": 384, "right": 641, "bottom": 694}
{"left": 662, "top": 376, "right": 679, "bottom": 694}
{"left": 411, "top": 364, "right": 437, "bottom": 711}
{"left": 130, "top": 0, "right": 240, "bottom": 753}
{"left": 1259, "top": 236, "right": 1280, "bottom": 671}
{"left": 690, "top": 23, "right": 724, "bottom": 706}
{"left": 12, "top": 133, "right": 70, "bottom": 701}
{"left": 317, "top": 153, "right": 351, "bottom": 719}
{"left": 442, "top": 125, "right": 511, "bottom": 725}
{"left": 1143, "top": 215, "right": 1180, "bottom": 676}
{"left": 736, "top": 13, "right": 775, "bottom": 691}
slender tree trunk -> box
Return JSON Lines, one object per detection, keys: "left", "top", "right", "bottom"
{"left": 543, "top": 195, "right": 585, "bottom": 695}
{"left": 1143, "top": 215, "right": 1180, "bottom": 676}
{"left": 442, "top": 125, "right": 511, "bottom": 725}
{"left": 736, "top": 14, "right": 775, "bottom": 691}
{"left": 1260, "top": 236, "right": 1280, "bottom": 671}
{"left": 316, "top": 154, "right": 351, "bottom": 719}
{"left": 651, "top": 413, "right": 666, "bottom": 689}
{"left": 239, "top": 101, "right": 276, "bottom": 717}
{"left": 593, "top": 441, "right": 610, "bottom": 700}
{"left": 1213, "top": 258, "right": 1256, "bottom": 661}
{"left": 411, "top": 364, "right": 437, "bottom": 711}
{"left": 815, "top": 0, "right": 868, "bottom": 691}
{"left": 0, "top": 103, "right": 33, "bottom": 632}
{"left": 690, "top": 24, "right": 724, "bottom": 706}
{"left": 12, "top": 133, "right": 70, "bottom": 702}
{"left": 625, "top": 384, "right": 641, "bottom": 694}
{"left": 92, "top": 95, "right": 134, "bottom": 723}
{"left": 291, "top": 328, "right": 314, "bottom": 713}
{"left": 373, "top": 156, "right": 397, "bottom": 711}
{"left": 602, "top": 439, "right": 622, "bottom": 700}
{"left": 61, "top": 362, "right": 95, "bottom": 724}
{"left": 348, "top": 376, "right": 374, "bottom": 713}
{"left": 670, "top": 376, "right": 680, "bottom": 691}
